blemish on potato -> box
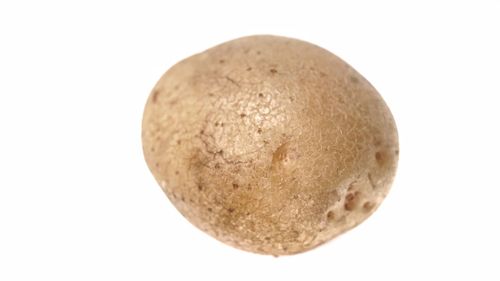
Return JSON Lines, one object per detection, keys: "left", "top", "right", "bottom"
{"left": 375, "top": 151, "right": 387, "bottom": 166}
{"left": 272, "top": 143, "right": 288, "bottom": 164}
{"left": 151, "top": 89, "right": 161, "bottom": 103}
{"left": 363, "top": 201, "right": 375, "bottom": 212}
{"left": 327, "top": 211, "right": 335, "bottom": 222}
{"left": 344, "top": 191, "right": 361, "bottom": 211}
{"left": 367, "top": 173, "right": 376, "bottom": 189}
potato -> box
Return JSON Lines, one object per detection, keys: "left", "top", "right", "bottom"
{"left": 142, "top": 35, "right": 398, "bottom": 256}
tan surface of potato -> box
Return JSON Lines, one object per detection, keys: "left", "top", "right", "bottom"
{"left": 142, "top": 35, "right": 399, "bottom": 255}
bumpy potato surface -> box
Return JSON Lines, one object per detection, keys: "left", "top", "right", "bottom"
{"left": 142, "top": 35, "right": 399, "bottom": 255}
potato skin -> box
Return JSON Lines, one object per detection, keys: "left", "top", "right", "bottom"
{"left": 142, "top": 35, "right": 398, "bottom": 255}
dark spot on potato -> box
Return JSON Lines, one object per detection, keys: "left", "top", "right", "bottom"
{"left": 224, "top": 76, "right": 240, "bottom": 87}
{"left": 258, "top": 93, "right": 264, "bottom": 98}
{"left": 270, "top": 68, "right": 278, "bottom": 74}
{"left": 350, "top": 75, "right": 359, "bottom": 83}
{"left": 375, "top": 151, "right": 385, "bottom": 165}
{"left": 246, "top": 67, "right": 252, "bottom": 71}
{"left": 327, "top": 211, "right": 335, "bottom": 222}
{"left": 345, "top": 193, "right": 355, "bottom": 201}
{"left": 175, "top": 170, "right": 179, "bottom": 175}
{"left": 363, "top": 201, "right": 375, "bottom": 212}
{"left": 208, "top": 92, "right": 214, "bottom": 97}
{"left": 240, "top": 113, "right": 246, "bottom": 118}
{"left": 265, "top": 236, "right": 271, "bottom": 241}
{"left": 272, "top": 143, "right": 288, "bottom": 165}
{"left": 151, "top": 89, "right": 160, "bottom": 103}
{"left": 232, "top": 183, "right": 239, "bottom": 189}
{"left": 257, "top": 128, "right": 262, "bottom": 134}
{"left": 150, "top": 147, "right": 155, "bottom": 152}
{"left": 207, "top": 207, "right": 212, "bottom": 212}
{"left": 319, "top": 72, "right": 326, "bottom": 77}
{"left": 219, "top": 59, "right": 225, "bottom": 64}
{"left": 177, "top": 140, "right": 182, "bottom": 145}
{"left": 181, "top": 196, "right": 185, "bottom": 202}
{"left": 367, "top": 173, "right": 376, "bottom": 189}
{"left": 395, "top": 149, "right": 399, "bottom": 156}
{"left": 256, "top": 51, "right": 261, "bottom": 55}
{"left": 289, "top": 96, "right": 294, "bottom": 102}
{"left": 344, "top": 191, "right": 360, "bottom": 211}
{"left": 198, "top": 185, "right": 203, "bottom": 191}
{"left": 228, "top": 208, "right": 235, "bottom": 213}
{"left": 155, "top": 162, "right": 160, "bottom": 168}
{"left": 214, "top": 163, "right": 221, "bottom": 169}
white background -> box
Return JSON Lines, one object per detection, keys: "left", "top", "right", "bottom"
{"left": 1, "top": 1, "right": 499, "bottom": 280}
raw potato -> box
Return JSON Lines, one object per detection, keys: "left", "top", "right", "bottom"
{"left": 142, "top": 35, "right": 399, "bottom": 256}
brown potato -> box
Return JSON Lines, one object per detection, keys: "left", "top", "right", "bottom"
{"left": 142, "top": 35, "right": 399, "bottom": 256}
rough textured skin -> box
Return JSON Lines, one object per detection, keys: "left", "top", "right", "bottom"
{"left": 142, "top": 35, "right": 399, "bottom": 256}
